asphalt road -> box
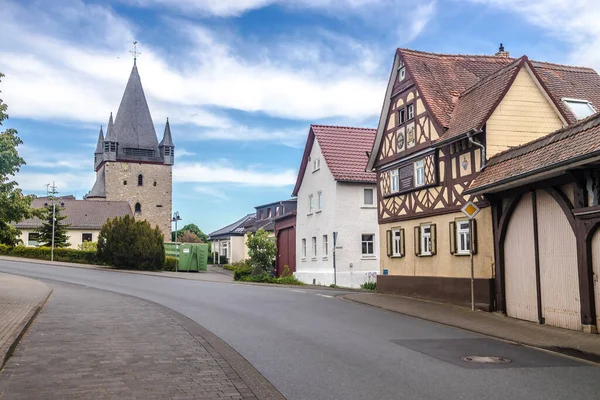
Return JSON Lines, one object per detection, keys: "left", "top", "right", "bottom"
{"left": 1, "top": 260, "right": 599, "bottom": 400}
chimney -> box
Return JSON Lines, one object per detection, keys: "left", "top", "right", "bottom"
{"left": 495, "top": 43, "right": 510, "bottom": 58}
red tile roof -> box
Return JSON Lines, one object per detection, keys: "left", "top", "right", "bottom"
{"left": 467, "top": 111, "right": 600, "bottom": 193}
{"left": 292, "top": 125, "right": 376, "bottom": 196}
{"left": 397, "top": 48, "right": 600, "bottom": 142}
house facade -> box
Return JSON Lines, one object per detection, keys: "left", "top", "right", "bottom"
{"left": 85, "top": 60, "right": 174, "bottom": 240}
{"left": 467, "top": 112, "right": 600, "bottom": 333}
{"left": 15, "top": 196, "right": 132, "bottom": 249}
{"left": 367, "top": 46, "right": 600, "bottom": 308}
{"left": 293, "top": 125, "right": 379, "bottom": 288}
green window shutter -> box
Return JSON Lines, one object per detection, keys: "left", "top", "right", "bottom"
{"left": 430, "top": 224, "right": 437, "bottom": 256}
{"left": 449, "top": 221, "right": 456, "bottom": 255}
{"left": 400, "top": 228, "right": 405, "bottom": 257}
{"left": 471, "top": 219, "right": 478, "bottom": 255}
{"left": 386, "top": 230, "right": 392, "bottom": 257}
{"left": 414, "top": 226, "right": 421, "bottom": 256}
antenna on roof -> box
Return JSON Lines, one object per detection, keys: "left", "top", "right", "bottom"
{"left": 129, "top": 41, "right": 141, "bottom": 66}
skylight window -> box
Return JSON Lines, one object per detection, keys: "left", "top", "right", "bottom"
{"left": 563, "top": 98, "right": 596, "bottom": 120}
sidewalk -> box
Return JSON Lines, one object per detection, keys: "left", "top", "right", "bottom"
{"left": 343, "top": 292, "right": 600, "bottom": 363}
{"left": 0, "top": 273, "right": 52, "bottom": 370}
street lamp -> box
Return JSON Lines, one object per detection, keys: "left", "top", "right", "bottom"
{"left": 171, "top": 211, "right": 182, "bottom": 272}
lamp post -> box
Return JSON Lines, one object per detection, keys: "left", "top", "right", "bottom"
{"left": 172, "top": 211, "right": 182, "bottom": 272}
{"left": 45, "top": 182, "right": 59, "bottom": 262}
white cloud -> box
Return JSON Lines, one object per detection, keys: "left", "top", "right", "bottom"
{"left": 194, "top": 185, "right": 230, "bottom": 201}
{"left": 460, "top": 0, "right": 600, "bottom": 69}
{"left": 16, "top": 171, "right": 95, "bottom": 195}
{"left": 174, "top": 161, "right": 296, "bottom": 186}
{"left": 19, "top": 145, "right": 91, "bottom": 171}
{"left": 175, "top": 148, "right": 196, "bottom": 158}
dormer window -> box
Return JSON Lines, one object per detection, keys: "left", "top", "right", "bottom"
{"left": 398, "top": 64, "right": 406, "bottom": 82}
{"left": 267, "top": 208, "right": 272, "bottom": 218}
{"left": 276, "top": 206, "right": 280, "bottom": 216}
{"left": 563, "top": 98, "right": 596, "bottom": 120}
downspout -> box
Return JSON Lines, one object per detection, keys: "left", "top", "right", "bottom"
{"left": 467, "top": 129, "right": 486, "bottom": 170}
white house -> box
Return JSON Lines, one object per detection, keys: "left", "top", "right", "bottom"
{"left": 292, "top": 125, "right": 379, "bottom": 288}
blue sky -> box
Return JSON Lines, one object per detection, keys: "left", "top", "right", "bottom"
{"left": 1, "top": 0, "right": 599, "bottom": 234}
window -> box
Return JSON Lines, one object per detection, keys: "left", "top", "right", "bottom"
{"left": 221, "top": 242, "right": 229, "bottom": 259}
{"left": 309, "top": 194, "right": 314, "bottom": 213}
{"left": 313, "top": 158, "right": 321, "bottom": 171}
{"left": 323, "top": 235, "right": 328, "bottom": 256}
{"left": 138, "top": 174, "right": 143, "bottom": 186}
{"left": 421, "top": 225, "right": 432, "bottom": 255}
{"left": 457, "top": 221, "right": 471, "bottom": 255}
{"left": 317, "top": 191, "right": 323, "bottom": 210}
{"left": 398, "top": 65, "right": 406, "bottom": 82}
{"left": 362, "top": 234, "right": 375, "bottom": 256}
{"left": 153, "top": 181, "right": 157, "bottom": 187}
{"left": 392, "top": 229, "right": 402, "bottom": 256}
{"left": 407, "top": 104, "right": 414, "bottom": 120}
{"left": 28, "top": 232, "right": 40, "bottom": 247}
{"left": 135, "top": 202, "right": 141, "bottom": 213}
{"left": 302, "top": 239, "right": 307, "bottom": 258}
{"left": 123, "top": 180, "right": 127, "bottom": 186}
{"left": 267, "top": 208, "right": 272, "bottom": 218}
{"left": 82, "top": 233, "right": 93, "bottom": 242}
{"left": 415, "top": 160, "right": 425, "bottom": 187}
{"left": 363, "top": 188, "right": 374, "bottom": 206}
{"left": 563, "top": 98, "right": 596, "bottom": 120}
{"left": 258, "top": 210, "right": 263, "bottom": 219}
{"left": 312, "top": 237, "right": 317, "bottom": 257}
{"left": 391, "top": 169, "right": 399, "bottom": 192}
{"left": 276, "top": 206, "right": 280, "bottom": 216}
{"left": 399, "top": 108, "right": 406, "bottom": 125}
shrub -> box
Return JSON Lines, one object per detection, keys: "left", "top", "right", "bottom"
{"left": 360, "top": 272, "right": 378, "bottom": 291}
{"left": 78, "top": 241, "right": 98, "bottom": 251}
{"left": 234, "top": 265, "right": 253, "bottom": 281}
{"left": 97, "top": 215, "right": 165, "bottom": 271}
{"left": 164, "top": 256, "right": 178, "bottom": 271}
{"left": 223, "top": 264, "right": 235, "bottom": 271}
{"left": 276, "top": 274, "right": 304, "bottom": 285}
{"left": 246, "top": 228, "right": 277, "bottom": 275}
{"left": 0, "top": 244, "right": 101, "bottom": 265}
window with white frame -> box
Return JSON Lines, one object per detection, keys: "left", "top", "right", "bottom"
{"left": 313, "top": 157, "right": 321, "bottom": 171}
{"left": 392, "top": 229, "right": 402, "bottom": 256}
{"left": 407, "top": 103, "right": 414, "bottom": 120}
{"left": 563, "top": 98, "right": 596, "bottom": 120}
{"left": 309, "top": 194, "right": 314, "bottom": 213}
{"left": 302, "top": 239, "right": 307, "bottom": 258}
{"left": 421, "top": 225, "right": 431, "bottom": 255}
{"left": 398, "top": 64, "right": 406, "bottom": 82}
{"left": 363, "top": 188, "right": 374, "bottom": 206}
{"left": 312, "top": 236, "right": 317, "bottom": 257}
{"left": 457, "top": 220, "right": 471, "bottom": 255}
{"left": 323, "top": 235, "right": 328, "bottom": 256}
{"left": 221, "top": 242, "right": 229, "bottom": 259}
{"left": 317, "top": 191, "right": 323, "bottom": 210}
{"left": 415, "top": 160, "right": 425, "bottom": 187}
{"left": 391, "top": 169, "right": 399, "bottom": 192}
{"left": 82, "top": 233, "right": 93, "bottom": 242}
{"left": 362, "top": 234, "right": 375, "bottom": 256}
{"left": 28, "top": 232, "right": 40, "bottom": 247}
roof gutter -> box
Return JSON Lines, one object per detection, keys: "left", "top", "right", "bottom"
{"left": 467, "top": 129, "right": 486, "bottom": 170}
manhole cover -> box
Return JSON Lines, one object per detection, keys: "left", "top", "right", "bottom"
{"left": 461, "top": 356, "right": 511, "bottom": 364}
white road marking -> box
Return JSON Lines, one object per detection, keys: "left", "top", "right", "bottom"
{"left": 316, "top": 294, "right": 334, "bottom": 299}
{"left": 291, "top": 289, "right": 307, "bottom": 293}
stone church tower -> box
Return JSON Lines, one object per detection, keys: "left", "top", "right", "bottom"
{"left": 86, "top": 62, "right": 174, "bottom": 240}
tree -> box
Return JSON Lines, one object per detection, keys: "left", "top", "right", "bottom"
{"left": 0, "top": 73, "right": 37, "bottom": 246}
{"left": 246, "top": 228, "right": 277, "bottom": 275}
{"left": 178, "top": 223, "right": 208, "bottom": 242}
{"left": 36, "top": 204, "right": 71, "bottom": 248}
{"left": 178, "top": 230, "right": 202, "bottom": 243}
{"left": 97, "top": 215, "right": 165, "bottom": 271}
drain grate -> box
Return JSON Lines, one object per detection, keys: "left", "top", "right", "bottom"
{"left": 461, "top": 356, "right": 511, "bottom": 364}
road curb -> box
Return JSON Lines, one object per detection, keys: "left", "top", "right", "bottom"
{"left": 342, "top": 294, "right": 600, "bottom": 365}
{"left": 1, "top": 284, "right": 52, "bottom": 372}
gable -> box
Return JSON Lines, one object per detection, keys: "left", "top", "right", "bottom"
{"left": 486, "top": 66, "right": 564, "bottom": 157}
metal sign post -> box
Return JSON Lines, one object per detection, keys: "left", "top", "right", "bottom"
{"left": 333, "top": 232, "right": 338, "bottom": 288}
{"left": 461, "top": 201, "right": 480, "bottom": 312}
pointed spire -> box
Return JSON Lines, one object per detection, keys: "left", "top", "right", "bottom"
{"left": 159, "top": 118, "right": 174, "bottom": 147}
{"left": 111, "top": 64, "right": 158, "bottom": 150}
{"left": 105, "top": 112, "right": 116, "bottom": 142}
{"left": 95, "top": 126, "right": 104, "bottom": 153}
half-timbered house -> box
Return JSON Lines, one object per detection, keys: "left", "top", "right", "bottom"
{"left": 366, "top": 46, "right": 600, "bottom": 309}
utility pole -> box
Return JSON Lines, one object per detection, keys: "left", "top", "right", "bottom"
{"left": 172, "top": 211, "right": 182, "bottom": 272}
{"left": 333, "top": 231, "right": 338, "bottom": 288}
{"left": 47, "top": 181, "right": 58, "bottom": 262}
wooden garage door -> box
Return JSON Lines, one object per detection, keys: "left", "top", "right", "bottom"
{"left": 504, "top": 195, "right": 538, "bottom": 323}
{"left": 536, "top": 190, "right": 580, "bottom": 331}
{"left": 591, "top": 229, "right": 600, "bottom": 330}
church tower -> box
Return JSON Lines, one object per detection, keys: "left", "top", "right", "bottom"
{"left": 86, "top": 62, "right": 174, "bottom": 241}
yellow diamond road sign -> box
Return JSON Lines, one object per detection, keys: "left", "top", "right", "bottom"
{"left": 461, "top": 201, "right": 480, "bottom": 220}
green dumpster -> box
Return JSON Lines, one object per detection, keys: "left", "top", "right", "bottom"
{"left": 177, "top": 243, "right": 208, "bottom": 272}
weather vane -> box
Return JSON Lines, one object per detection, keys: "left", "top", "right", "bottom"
{"left": 129, "top": 41, "right": 141, "bottom": 65}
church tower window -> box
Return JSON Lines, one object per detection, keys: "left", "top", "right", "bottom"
{"left": 138, "top": 174, "right": 143, "bottom": 186}
{"left": 135, "top": 202, "right": 142, "bottom": 213}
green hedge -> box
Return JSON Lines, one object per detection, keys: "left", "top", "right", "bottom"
{"left": 227, "top": 259, "right": 304, "bottom": 285}
{"left": 164, "top": 256, "right": 178, "bottom": 271}
{"left": 0, "top": 244, "right": 101, "bottom": 265}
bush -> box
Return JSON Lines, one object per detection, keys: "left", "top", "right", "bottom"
{"left": 222, "top": 264, "right": 235, "bottom": 271}
{"left": 78, "top": 241, "right": 98, "bottom": 251}
{"left": 246, "top": 228, "right": 277, "bottom": 275}
{"left": 164, "top": 256, "right": 178, "bottom": 271}
{"left": 0, "top": 244, "right": 101, "bottom": 265}
{"left": 97, "top": 215, "right": 164, "bottom": 271}
{"left": 360, "top": 281, "right": 377, "bottom": 291}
